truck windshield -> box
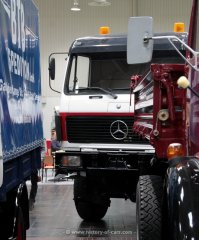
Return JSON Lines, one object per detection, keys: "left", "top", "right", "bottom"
{"left": 65, "top": 50, "right": 185, "bottom": 95}
{"left": 66, "top": 52, "right": 150, "bottom": 94}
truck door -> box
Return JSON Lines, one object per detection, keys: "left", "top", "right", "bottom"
{"left": 67, "top": 55, "right": 112, "bottom": 113}
{"left": 66, "top": 54, "right": 133, "bottom": 113}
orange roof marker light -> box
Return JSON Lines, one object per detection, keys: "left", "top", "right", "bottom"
{"left": 99, "top": 26, "right": 110, "bottom": 35}
{"left": 173, "top": 22, "right": 185, "bottom": 33}
{"left": 167, "top": 143, "right": 185, "bottom": 161}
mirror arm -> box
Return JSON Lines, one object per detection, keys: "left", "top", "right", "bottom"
{"left": 151, "top": 35, "right": 199, "bottom": 71}
{"left": 167, "top": 38, "right": 196, "bottom": 69}
{"left": 143, "top": 36, "right": 153, "bottom": 43}
{"left": 49, "top": 74, "right": 61, "bottom": 94}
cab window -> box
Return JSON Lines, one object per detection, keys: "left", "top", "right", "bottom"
{"left": 68, "top": 56, "right": 90, "bottom": 92}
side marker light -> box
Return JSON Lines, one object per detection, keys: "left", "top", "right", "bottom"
{"left": 167, "top": 143, "right": 185, "bottom": 160}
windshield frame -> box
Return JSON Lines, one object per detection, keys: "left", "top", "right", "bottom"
{"left": 64, "top": 48, "right": 186, "bottom": 96}
{"left": 64, "top": 52, "right": 150, "bottom": 95}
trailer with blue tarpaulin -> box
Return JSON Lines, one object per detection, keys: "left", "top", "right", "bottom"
{"left": 0, "top": 0, "right": 43, "bottom": 238}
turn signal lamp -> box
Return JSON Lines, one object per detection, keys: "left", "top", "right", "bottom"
{"left": 99, "top": 26, "right": 110, "bottom": 35}
{"left": 167, "top": 143, "right": 185, "bottom": 160}
{"left": 173, "top": 22, "right": 185, "bottom": 33}
{"left": 61, "top": 156, "right": 69, "bottom": 166}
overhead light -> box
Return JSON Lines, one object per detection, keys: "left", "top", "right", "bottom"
{"left": 71, "top": 0, "right": 81, "bottom": 11}
{"left": 88, "top": 0, "right": 111, "bottom": 7}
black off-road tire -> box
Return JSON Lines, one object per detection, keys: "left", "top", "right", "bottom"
{"left": 74, "top": 177, "right": 108, "bottom": 221}
{"left": 74, "top": 200, "right": 108, "bottom": 221}
{"left": 74, "top": 177, "right": 87, "bottom": 200}
{"left": 136, "top": 175, "right": 163, "bottom": 240}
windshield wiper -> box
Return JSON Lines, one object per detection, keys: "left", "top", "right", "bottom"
{"left": 78, "top": 87, "right": 118, "bottom": 99}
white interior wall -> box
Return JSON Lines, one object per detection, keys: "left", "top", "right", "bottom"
{"left": 137, "top": 0, "right": 192, "bottom": 32}
{"left": 34, "top": 0, "right": 193, "bottom": 140}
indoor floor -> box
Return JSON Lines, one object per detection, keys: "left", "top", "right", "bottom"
{"left": 27, "top": 175, "right": 137, "bottom": 240}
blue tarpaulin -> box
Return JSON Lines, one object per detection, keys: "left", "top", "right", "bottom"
{"left": 0, "top": 0, "right": 43, "bottom": 162}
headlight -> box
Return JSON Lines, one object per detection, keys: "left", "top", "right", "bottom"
{"left": 61, "top": 156, "right": 81, "bottom": 167}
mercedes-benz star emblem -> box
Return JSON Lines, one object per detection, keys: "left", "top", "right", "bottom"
{"left": 110, "top": 120, "right": 128, "bottom": 140}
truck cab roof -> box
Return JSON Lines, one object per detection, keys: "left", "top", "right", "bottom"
{"left": 69, "top": 32, "right": 188, "bottom": 54}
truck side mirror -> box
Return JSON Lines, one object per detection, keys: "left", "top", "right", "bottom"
{"left": 49, "top": 58, "right": 55, "bottom": 80}
{"left": 127, "top": 16, "right": 154, "bottom": 64}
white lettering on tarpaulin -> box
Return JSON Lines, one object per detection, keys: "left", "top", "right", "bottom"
{"left": 0, "top": 79, "right": 40, "bottom": 101}
{"left": 11, "top": 0, "right": 25, "bottom": 52}
{"left": 0, "top": 81, "right": 22, "bottom": 98}
{"left": 1, "top": 0, "right": 35, "bottom": 83}
{"left": 7, "top": 47, "right": 35, "bottom": 83}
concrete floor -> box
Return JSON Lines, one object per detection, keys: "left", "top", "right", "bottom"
{"left": 27, "top": 180, "right": 137, "bottom": 240}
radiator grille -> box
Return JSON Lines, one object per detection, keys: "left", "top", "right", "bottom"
{"left": 67, "top": 116, "right": 147, "bottom": 144}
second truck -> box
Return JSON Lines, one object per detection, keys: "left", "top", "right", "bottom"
{"left": 127, "top": 0, "right": 199, "bottom": 239}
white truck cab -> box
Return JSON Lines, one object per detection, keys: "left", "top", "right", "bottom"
{"left": 51, "top": 34, "right": 151, "bottom": 150}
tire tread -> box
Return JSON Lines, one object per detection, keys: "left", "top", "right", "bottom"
{"left": 137, "top": 175, "right": 163, "bottom": 240}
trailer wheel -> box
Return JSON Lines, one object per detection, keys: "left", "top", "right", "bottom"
{"left": 136, "top": 175, "right": 163, "bottom": 240}
{"left": 0, "top": 191, "right": 16, "bottom": 239}
{"left": 74, "top": 177, "right": 108, "bottom": 221}
{"left": 16, "top": 207, "right": 26, "bottom": 240}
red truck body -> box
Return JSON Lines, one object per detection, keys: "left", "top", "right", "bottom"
{"left": 132, "top": 64, "right": 187, "bottom": 159}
